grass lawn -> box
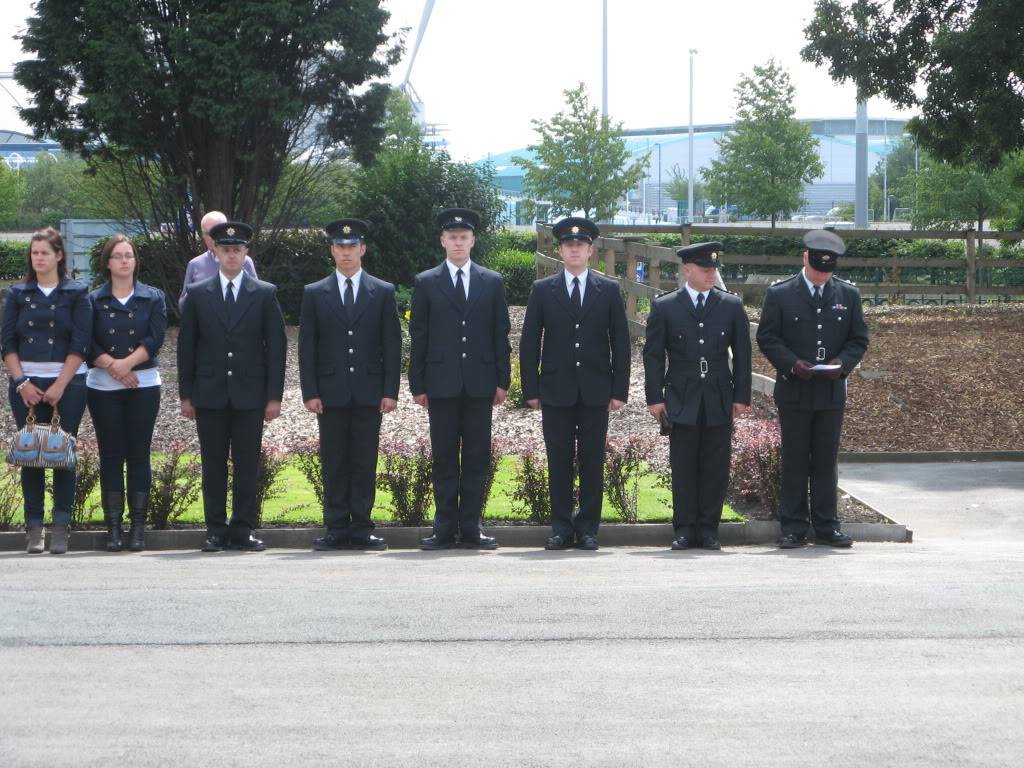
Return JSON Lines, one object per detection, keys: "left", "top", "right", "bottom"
{"left": 3, "top": 457, "right": 742, "bottom": 528}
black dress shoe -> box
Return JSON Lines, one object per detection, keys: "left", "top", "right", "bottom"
{"left": 420, "top": 535, "right": 456, "bottom": 550}
{"left": 778, "top": 533, "right": 806, "bottom": 549}
{"left": 202, "top": 534, "right": 228, "bottom": 552}
{"left": 312, "top": 533, "right": 349, "bottom": 551}
{"left": 461, "top": 534, "right": 499, "bottom": 550}
{"left": 671, "top": 536, "right": 690, "bottom": 550}
{"left": 576, "top": 534, "right": 599, "bottom": 551}
{"left": 701, "top": 535, "right": 722, "bottom": 550}
{"left": 229, "top": 533, "right": 266, "bottom": 552}
{"left": 350, "top": 534, "right": 388, "bottom": 551}
{"left": 815, "top": 530, "right": 853, "bottom": 547}
{"left": 545, "top": 534, "right": 571, "bottom": 550}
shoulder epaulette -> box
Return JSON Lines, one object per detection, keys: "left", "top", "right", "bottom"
{"left": 770, "top": 274, "right": 799, "bottom": 287}
{"left": 713, "top": 285, "right": 738, "bottom": 296}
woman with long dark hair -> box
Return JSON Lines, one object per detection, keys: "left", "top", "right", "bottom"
{"left": 86, "top": 235, "right": 166, "bottom": 551}
{"left": 1, "top": 227, "right": 92, "bottom": 554}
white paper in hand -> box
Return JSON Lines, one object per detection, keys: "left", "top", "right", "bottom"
{"left": 811, "top": 363, "right": 842, "bottom": 371}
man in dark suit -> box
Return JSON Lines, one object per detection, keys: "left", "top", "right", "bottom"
{"left": 177, "top": 221, "right": 287, "bottom": 552}
{"left": 756, "top": 230, "right": 869, "bottom": 549}
{"left": 643, "top": 242, "right": 752, "bottom": 550}
{"left": 299, "top": 218, "right": 401, "bottom": 551}
{"left": 409, "top": 208, "right": 511, "bottom": 550}
{"left": 519, "top": 217, "right": 630, "bottom": 550}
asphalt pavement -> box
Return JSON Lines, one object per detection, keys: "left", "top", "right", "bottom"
{"left": 0, "top": 462, "right": 1022, "bottom": 767}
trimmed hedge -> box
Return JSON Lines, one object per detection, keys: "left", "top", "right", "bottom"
{"left": 480, "top": 249, "right": 534, "bottom": 306}
{"left": 0, "top": 241, "right": 29, "bottom": 280}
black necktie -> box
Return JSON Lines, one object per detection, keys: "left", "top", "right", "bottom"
{"left": 571, "top": 276, "right": 582, "bottom": 314}
{"left": 813, "top": 286, "right": 821, "bottom": 305}
{"left": 455, "top": 269, "right": 467, "bottom": 311}
{"left": 696, "top": 292, "right": 705, "bottom": 316}
{"left": 225, "top": 280, "right": 235, "bottom": 319}
{"left": 344, "top": 278, "right": 354, "bottom": 318}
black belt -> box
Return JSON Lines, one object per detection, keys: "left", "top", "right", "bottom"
{"left": 673, "top": 357, "right": 731, "bottom": 376}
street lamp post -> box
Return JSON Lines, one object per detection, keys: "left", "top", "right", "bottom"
{"left": 656, "top": 142, "right": 662, "bottom": 222}
{"left": 688, "top": 49, "right": 698, "bottom": 223}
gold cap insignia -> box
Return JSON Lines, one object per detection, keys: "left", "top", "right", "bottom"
{"left": 226, "top": 227, "right": 236, "bottom": 236}
{"left": 711, "top": 252, "right": 718, "bottom": 261}
{"left": 571, "top": 226, "right": 580, "bottom": 234}
{"left": 342, "top": 225, "right": 351, "bottom": 234}
{"left": 822, "top": 254, "right": 831, "bottom": 261}
{"left": 454, "top": 216, "right": 463, "bottom": 222}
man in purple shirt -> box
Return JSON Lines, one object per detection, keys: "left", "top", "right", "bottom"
{"left": 178, "top": 210, "right": 258, "bottom": 312}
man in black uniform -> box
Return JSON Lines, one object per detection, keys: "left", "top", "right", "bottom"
{"left": 178, "top": 221, "right": 287, "bottom": 552}
{"left": 299, "top": 218, "right": 402, "bottom": 551}
{"left": 643, "top": 242, "right": 752, "bottom": 550}
{"left": 409, "top": 208, "right": 511, "bottom": 550}
{"left": 756, "top": 229, "right": 869, "bottom": 548}
{"left": 519, "top": 217, "right": 630, "bottom": 550}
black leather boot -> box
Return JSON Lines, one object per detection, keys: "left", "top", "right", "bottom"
{"left": 102, "top": 491, "right": 125, "bottom": 552}
{"left": 128, "top": 492, "right": 148, "bottom": 552}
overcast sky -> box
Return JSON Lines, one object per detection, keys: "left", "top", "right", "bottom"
{"left": 0, "top": 0, "right": 916, "bottom": 161}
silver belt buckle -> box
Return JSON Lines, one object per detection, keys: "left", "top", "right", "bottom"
{"left": 816, "top": 347, "right": 826, "bottom": 361}
{"left": 699, "top": 358, "right": 709, "bottom": 375}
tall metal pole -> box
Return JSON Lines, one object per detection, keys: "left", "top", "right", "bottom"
{"left": 656, "top": 143, "right": 662, "bottom": 221}
{"left": 688, "top": 49, "right": 697, "bottom": 223}
{"left": 602, "top": 0, "right": 608, "bottom": 116}
{"left": 855, "top": 98, "right": 868, "bottom": 227}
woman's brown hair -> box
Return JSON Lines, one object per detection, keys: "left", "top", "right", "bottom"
{"left": 24, "top": 227, "right": 67, "bottom": 282}
{"left": 98, "top": 234, "right": 140, "bottom": 281}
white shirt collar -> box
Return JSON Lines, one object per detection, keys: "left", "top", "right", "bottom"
{"left": 684, "top": 282, "right": 710, "bottom": 305}
{"left": 564, "top": 268, "right": 588, "bottom": 296}
{"left": 336, "top": 268, "right": 363, "bottom": 298}
{"left": 802, "top": 268, "right": 830, "bottom": 295}
{"left": 446, "top": 259, "right": 472, "bottom": 280}
{"left": 219, "top": 270, "right": 243, "bottom": 298}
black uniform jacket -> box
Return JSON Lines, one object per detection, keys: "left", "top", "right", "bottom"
{"left": 176, "top": 274, "right": 287, "bottom": 410}
{"left": 87, "top": 281, "right": 167, "bottom": 370}
{"left": 408, "top": 262, "right": 511, "bottom": 399}
{"left": 1, "top": 278, "right": 92, "bottom": 362}
{"left": 756, "top": 273, "right": 869, "bottom": 411}
{"left": 519, "top": 270, "right": 631, "bottom": 407}
{"left": 643, "top": 286, "right": 752, "bottom": 426}
{"left": 298, "top": 272, "right": 402, "bottom": 408}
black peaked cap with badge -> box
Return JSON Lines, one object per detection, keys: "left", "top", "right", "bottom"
{"left": 676, "top": 241, "right": 723, "bottom": 268}
{"left": 210, "top": 221, "right": 253, "bottom": 246}
{"left": 436, "top": 208, "right": 480, "bottom": 231}
{"left": 326, "top": 218, "right": 370, "bottom": 245}
{"left": 552, "top": 217, "right": 600, "bottom": 243}
{"left": 803, "top": 229, "right": 846, "bottom": 273}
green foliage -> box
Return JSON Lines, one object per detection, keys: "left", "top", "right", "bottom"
{"left": 148, "top": 443, "right": 202, "bottom": 529}
{"left": 513, "top": 83, "right": 648, "bottom": 220}
{"left": 492, "top": 229, "right": 538, "bottom": 254}
{"left": 703, "top": 61, "right": 824, "bottom": 226}
{"left": 71, "top": 440, "right": 102, "bottom": 528}
{"left": 288, "top": 439, "right": 324, "bottom": 509}
{"left": 376, "top": 437, "right": 434, "bottom": 527}
{"left": 802, "top": 0, "right": 1024, "bottom": 168}
{"left": 348, "top": 144, "right": 504, "bottom": 286}
{"left": 663, "top": 164, "right": 705, "bottom": 210}
{"left": 0, "top": 465, "right": 20, "bottom": 531}
{"left": 0, "top": 241, "right": 29, "bottom": 280}
{"left": 480, "top": 249, "right": 535, "bottom": 305}
{"left": 605, "top": 437, "right": 655, "bottom": 524}
{"left": 870, "top": 136, "right": 921, "bottom": 218}
{"left": 255, "top": 447, "right": 290, "bottom": 528}
{"left": 16, "top": 0, "right": 400, "bottom": 238}
{"left": 897, "top": 159, "right": 1014, "bottom": 232}
{"left": 0, "top": 162, "right": 25, "bottom": 228}
{"left": 510, "top": 447, "right": 553, "bottom": 525}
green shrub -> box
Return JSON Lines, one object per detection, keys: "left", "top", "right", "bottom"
{"left": 0, "top": 241, "right": 28, "bottom": 280}
{"left": 492, "top": 229, "right": 537, "bottom": 254}
{"left": 481, "top": 248, "right": 535, "bottom": 305}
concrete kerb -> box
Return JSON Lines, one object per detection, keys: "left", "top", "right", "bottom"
{"left": 0, "top": 518, "right": 909, "bottom": 551}
{"left": 840, "top": 450, "right": 1024, "bottom": 463}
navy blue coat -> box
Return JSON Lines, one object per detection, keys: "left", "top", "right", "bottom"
{"left": 1, "top": 278, "right": 92, "bottom": 362}
{"left": 87, "top": 281, "right": 167, "bottom": 370}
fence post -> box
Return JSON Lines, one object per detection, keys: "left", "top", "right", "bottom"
{"left": 965, "top": 229, "right": 977, "bottom": 305}
{"left": 604, "top": 241, "right": 616, "bottom": 276}
{"left": 649, "top": 257, "right": 661, "bottom": 295}
{"left": 625, "top": 245, "right": 638, "bottom": 319}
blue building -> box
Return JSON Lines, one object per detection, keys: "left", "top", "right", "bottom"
{"left": 0, "top": 129, "right": 62, "bottom": 170}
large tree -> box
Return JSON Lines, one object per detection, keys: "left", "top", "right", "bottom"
{"left": 702, "top": 61, "right": 824, "bottom": 227}
{"left": 897, "top": 158, "right": 1014, "bottom": 233}
{"left": 512, "top": 83, "right": 647, "bottom": 221}
{"left": 16, "top": 0, "right": 400, "bottom": 247}
{"left": 802, "top": 0, "right": 1024, "bottom": 168}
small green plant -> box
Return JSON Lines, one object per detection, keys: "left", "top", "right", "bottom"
{"left": 254, "top": 447, "right": 290, "bottom": 528}
{"left": 289, "top": 438, "right": 324, "bottom": 508}
{"left": 377, "top": 437, "right": 433, "bottom": 527}
{"left": 148, "top": 442, "right": 202, "bottom": 529}
{"left": 605, "top": 436, "right": 654, "bottom": 524}
{"left": 0, "top": 464, "right": 22, "bottom": 530}
{"left": 72, "top": 440, "right": 101, "bottom": 527}
{"left": 510, "top": 443, "right": 552, "bottom": 524}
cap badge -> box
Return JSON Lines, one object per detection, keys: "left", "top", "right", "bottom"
{"left": 711, "top": 252, "right": 718, "bottom": 261}
{"left": 454, "top": 216, "right": 463, "bottom": 222}
{"left": 226, "top": 227, "right": 235, "bottom": 236}
{"left": 822, "top": 254, "right": 831, "bottom": 261}
{"left": 571, "top": 226, "right": 580, "bottom": 234}
{"left": 342, "top": 225, "right": 351, "bottom": 234}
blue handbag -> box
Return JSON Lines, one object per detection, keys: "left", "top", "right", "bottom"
{"left": 6, "top": 406, "right": 78, "bottom": 470}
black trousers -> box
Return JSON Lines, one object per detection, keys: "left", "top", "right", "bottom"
{"left": 777, "top": 407, "right": 845, "bottom": 538}
{"left": 195, "top": 407, "right": 265, "bottom": 537}
{"left": 87, "top": 386, "right": 161, "bottom": 498}
{"left": 427, "top": 396, "right": 493, "bottom": 542}
{"left": 8, "top": 374, "right": 87, "bottom": 527}
{"left": 541, "top": 399, "right": 609, "bottom": 540}
{"left": 669, "top": 403, "right": 732, "bottom": 539}
{"left": 318, "top": 405, "right": 382, "bottom": 537}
